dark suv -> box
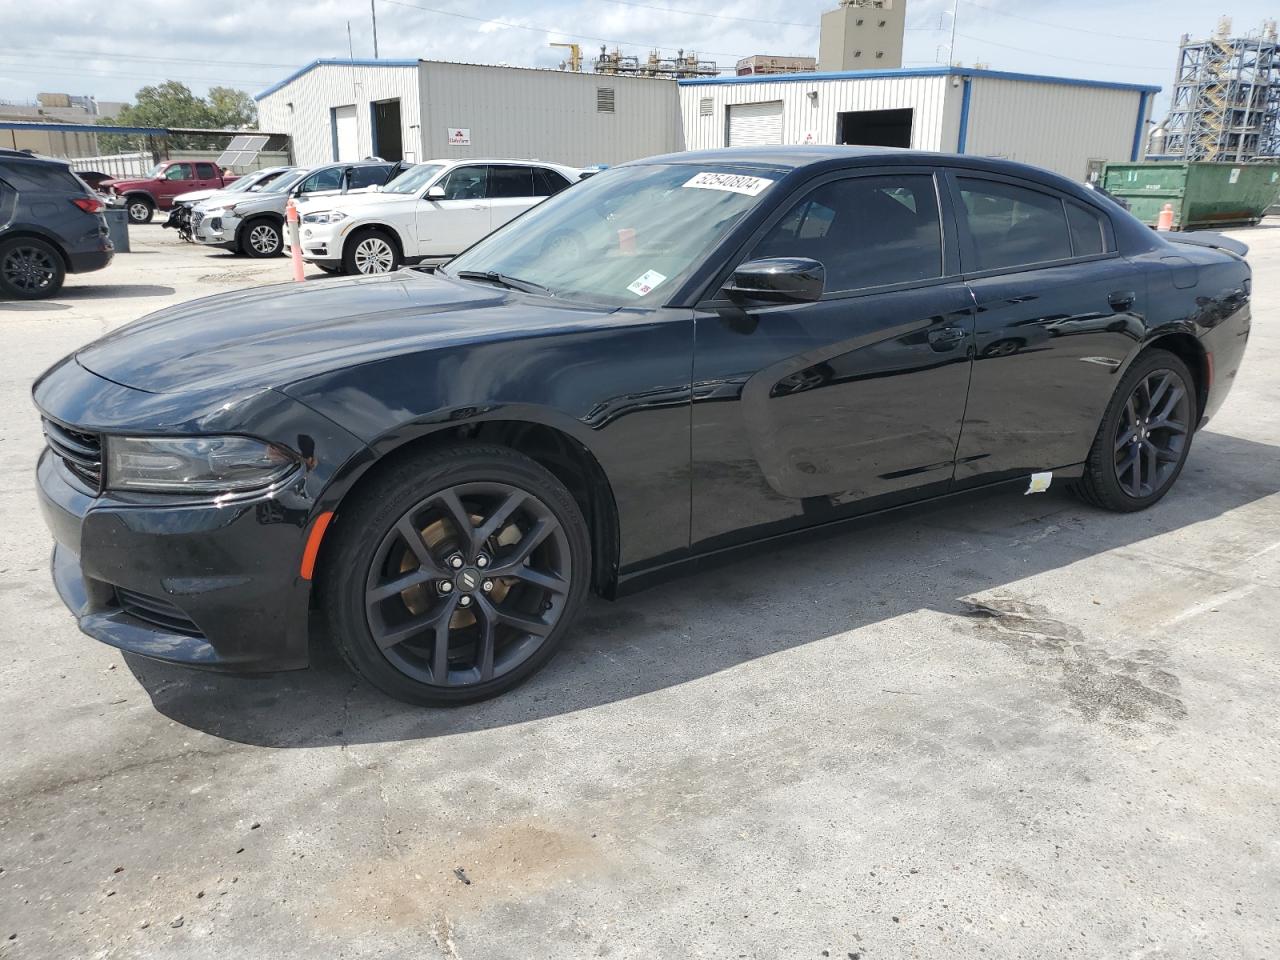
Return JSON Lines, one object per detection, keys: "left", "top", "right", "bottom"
{"left": 0, "top": 149, "right": 113, "bottom": 299}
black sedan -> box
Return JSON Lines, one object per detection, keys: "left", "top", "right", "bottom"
{"left": 33, "top": 147, "right": 1251, "bottom": 705}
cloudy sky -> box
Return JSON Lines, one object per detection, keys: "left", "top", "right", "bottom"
{"left": 1, "top": 0, "right": 1276, "bottom": 120}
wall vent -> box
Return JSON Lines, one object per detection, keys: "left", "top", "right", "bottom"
{"left": 597, "top": 87, "right": 616, "bottom": 113}
{"left": 699, "top": 97, "right": 713, "bottom": 117}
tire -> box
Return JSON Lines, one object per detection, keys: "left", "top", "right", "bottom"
{"left": 0, "top": 236, "right": 66, "bottom": 300}
{"left": 320, "top": 443, "right": 592, "bottom": 706}
{"left": 240, "top": 219, "right": 283, "bottom": 258}
{"left": 1072, "top": 348, "right": 1196, "bottom": 512}
{"left": 343, "top": 228, "right": 400, "bottom": 275}
{"left": 125, "top": 196, "right": 154, "bottom": 224}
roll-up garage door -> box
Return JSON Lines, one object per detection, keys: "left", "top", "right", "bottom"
{"left": 727, "top": 101, "right": 784, "bottom": 147}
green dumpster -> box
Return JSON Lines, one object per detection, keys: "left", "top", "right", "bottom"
{"left": 1101, "top": 161, "right": 1280, "bottom": 230}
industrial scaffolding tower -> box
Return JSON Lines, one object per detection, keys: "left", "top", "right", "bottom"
{"left": 1157, "top": 18, "right": 1280, "bottom": 162}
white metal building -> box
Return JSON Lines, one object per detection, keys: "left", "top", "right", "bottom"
{"left": 679, "top": 67, "right": 1160, "bottom": 180}
{"left": 255, "top": 59, "right": 684, "bottom": 169}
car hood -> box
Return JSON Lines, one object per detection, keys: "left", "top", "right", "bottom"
{"left": 173, "top": 188, "right": 220, "bottom": 205}
{"left": 305, "top": 193, "right": 414, "bottom": 214}
{"left": 74, "top": 271, "right": 618, "bottom": 395}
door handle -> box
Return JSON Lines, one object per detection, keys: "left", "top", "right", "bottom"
{"left": 1108, "top": 290, "right": 1136, "bottom": 311}
{"left": 928, "top": 326, "right": 966, "bottom": 351}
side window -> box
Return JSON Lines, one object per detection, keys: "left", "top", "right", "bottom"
{"left": 1066, "top": 201, "right": 1108, "bottom": 257}
{"left": 348, "top": 165, "right": 390, "bottom": 189}
{"left": 488, "top": 166, "right": 535, "bottom": 199}
{"left": 195, "top": 162, "right": 217, "bottom": 179}
{"left": 749, "top": 174, "right": 944, "bottom": 292}
{"left": 6, "top": 161, "right": 80, "bottom": 192}
{"left": 299, "top": 167, "right": 343, "bottom": 194}
{"left": 441, "top": 165, "right": 489, "bottom": 201}
{"left": 164, "top": 163, "right": 194, "bottom": 181}
{"left": 957, "top": 178, "right": 1073, "bottom": 271}
{"left": 533, "top": 167, "right": 571, "bottom": 196}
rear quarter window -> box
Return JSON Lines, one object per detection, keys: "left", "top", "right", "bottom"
{"left": 1066, "top": 201, "right": 1109, "bottom": 257}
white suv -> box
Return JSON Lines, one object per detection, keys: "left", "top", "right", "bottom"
{"left": 293, "top": 159, "right": 580, "bottom": 275}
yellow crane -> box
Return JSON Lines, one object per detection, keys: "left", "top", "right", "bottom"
{"left": 550, "top": 42, "right": 583, "bottom": 72}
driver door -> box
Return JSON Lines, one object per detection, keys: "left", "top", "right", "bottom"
{"left": 690, "top": 168, "right": 977, "bottom": 550}
{"left": 415, "top": 165, "right": 492, "bottom": 256}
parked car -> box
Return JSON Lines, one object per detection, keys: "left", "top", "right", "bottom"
{"left": 294, "top": 159, "right": 579, "bottom": 274}
{"left": 1, "top": 148, "right": 112, "bottom": 299}
{"left": 163, "top": 166, "right": 301, "bottom": 242}
{"left": 32, "top": 147, "right": 1252, "bottom": 705}
{"left": 75, "top": 170, "right": 114, "bottom": 192}
{"left": 190, "top": 160, "right": 408, "bottom": 258}
{"left": 103, "top": 160, "right": 241, "bottom": 225}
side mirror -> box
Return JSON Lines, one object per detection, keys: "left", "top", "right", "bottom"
{"left": 723, "top": 258, "right": 825, "bottom": 304}
{"left": 426, "top": 185, "right": 446, "bottom": 200}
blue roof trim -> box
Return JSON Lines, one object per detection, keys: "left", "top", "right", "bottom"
{"left": 254, "top": 58, "right": 420, "bottom": 101}
{"left": 680, "top": 66, "right": 1160, "bottom": 95}
{"left": 0, "top": 120, "right": 166, "bottom": 135}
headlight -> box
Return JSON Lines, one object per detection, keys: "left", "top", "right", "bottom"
{"left": 210, "top": 201, "right": 243, "bottom": 214}
{"left": 302, "top": 210, "right": 347, "bottom": 224}
{"left": 105, "top": 436, "right": 298, "bottom": 493}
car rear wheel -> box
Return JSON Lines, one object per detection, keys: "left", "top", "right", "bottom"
{"left": 344, "top": 229, "right": 400, "bottom": 275}
{"left": 126, "top": 196, "right": 154, "bottom": 224}
{"left": 321, "top": 444, "right": 591, "bottom": 706}
{"left": 0, "top": 236, "right": 66, "bottom": 300}
{"left": 240, "top": 219, "right": 283, "bottom": 258}
{"left": 1073, "top": 348, "right": 1196, "bottom": 512}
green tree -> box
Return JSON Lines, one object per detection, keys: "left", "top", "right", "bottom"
{"left": 96, "top": 81, "right": 257, "bottom": 153}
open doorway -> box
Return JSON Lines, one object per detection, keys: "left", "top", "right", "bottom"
{"left": 837, "top": 108, "right": 913, "bottom": 148}
{"left": 371, "top": 99, "right": 403, "bottom": 162}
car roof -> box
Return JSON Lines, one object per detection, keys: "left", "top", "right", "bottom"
{"left": 0, "top": 148, "right": 71, "bottom": 167}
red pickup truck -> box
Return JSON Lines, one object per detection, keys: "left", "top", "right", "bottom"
{"left": 105, "top": 160, "right": 240, "bottom": 224}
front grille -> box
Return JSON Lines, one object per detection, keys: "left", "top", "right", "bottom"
{"left": 116, "top": 588, "right": 203, "bottom": 636}
{"left": 190, "top": 209, "right": 204, "bottom": 231}
{"left": 43, "top": 418, "right": 102, "bottom": 492}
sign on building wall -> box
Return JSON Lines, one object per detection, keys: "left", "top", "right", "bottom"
{"left": 447, "top": 128, "right": 471, "bottom": 146}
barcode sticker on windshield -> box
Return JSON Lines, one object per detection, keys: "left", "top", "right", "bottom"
{"left": 683, "top": 172, "right": 775, "bottom": 196}
{"left": 626, "top": 269, "right": 667, "bottom": 297}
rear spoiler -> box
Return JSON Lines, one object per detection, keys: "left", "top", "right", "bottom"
{"left": 1167, "top": 231, "right": 1249, "bottom": 258}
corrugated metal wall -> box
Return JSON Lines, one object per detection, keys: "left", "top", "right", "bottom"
{"left": 680, "top": 75, "right": 953, "bottom": 152}
{"left": 963, "top": 78, "right": 1144, "bottom": 179}
{"left": 418, "top": 63, "right": 683, "bottom": 167}
{"left": 257, "top": 63, "right": 421, "bottom": 167}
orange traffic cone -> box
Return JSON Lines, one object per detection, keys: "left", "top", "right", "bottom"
{"left": 1156, "top": 203, "right": 1174, "bottom": 232}
{"left": 286, "top": 198, "right": 305, "bottom": 282}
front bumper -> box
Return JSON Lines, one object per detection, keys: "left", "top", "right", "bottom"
{"left": 37, "top": 448, "right": 313, "bottom": 672}
{"left": 193, "top": 210, "right": 241, "bottom": 248}
{"left": 293, "top": 222, "right": 344, "bottom": 265}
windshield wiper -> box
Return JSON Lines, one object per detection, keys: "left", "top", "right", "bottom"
{"left": 454, "top": 270, "right": 553, "bottom": 296}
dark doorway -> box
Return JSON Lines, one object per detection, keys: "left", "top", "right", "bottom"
{"left": 837, "top": 108, "right": 913, "bottom": 148}
{"left": 372, "top": 99, "right": 403, "bottom": 162}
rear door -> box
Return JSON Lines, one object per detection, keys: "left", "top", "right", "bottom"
{"left": 194, "top": 162, "right": 219, "bottom": 190}
{"left": 415, "top": 164, "right": 491, "bottom": 256}
{"left": 487, "top": 165, "right": 539, "bottom": 230}
{"left": 691, "top": 167, "right": 976, "bottom": 549}
{"left": 948, "top": 172, "right": 1143, "bottom": 486}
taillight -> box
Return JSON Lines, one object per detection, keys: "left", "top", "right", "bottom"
{"left": 72, "top": 196, "right": 104, "bottom": 214}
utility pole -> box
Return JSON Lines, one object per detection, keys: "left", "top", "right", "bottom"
{"left": 949, "top": 0, "right": 959, "bottom": 65}
{"left": 371, "top": 0, "right": 379, "bottom": 58}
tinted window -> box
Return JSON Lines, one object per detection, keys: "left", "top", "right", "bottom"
{"left": 164, "top": 163, "right": 194, "bottom": 181}
{"left": 3, "top": 161, "right": 80, "bottom": 192}
{"left": 750, "top": 174, "right": 943, "bottom": 292}
{"left": 441, "top": 165, "right": 488, "bottom": 201}
{"left": 1066, "top": 201, "right": 1107, "bottom": 257}
{"left": 489, "top": 166, "right": 535, "bottom": 199}
{"left": 195, "top": 162, "right": 217, "bottom": 179}
{"left": 348, "top": 164, "right": 391, "bottom": 189}
{"left": 534, "top": 167, "right": 571, "bottom": 196}
{"left": 958, "top": 178, "right": 1073, "bottom": 271}
{"left": 298, "top": 167, "right": 343, "bottom": 193}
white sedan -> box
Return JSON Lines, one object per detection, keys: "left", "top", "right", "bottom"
{"left": 293, "top": 159, "right": 580, "bottom": 275}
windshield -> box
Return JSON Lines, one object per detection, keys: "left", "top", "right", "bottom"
{"left": 445, "top": 163, "right": 778, "bottom": 307}
{"left": 146, "top": 163, "right": 165, "bottom": 178}
{"left": 383, "top": 163, "right": 446, "bottom": 195}
{"left": 263, "top": 169, "right": 307, "bottom": 194}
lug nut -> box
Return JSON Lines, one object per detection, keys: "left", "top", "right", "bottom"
{"left": 449, "top": 555, "right": 464, "bottom": 569}
{"left": 476, "top": 555, "right": 489, "bottom": 568}
{"left": 458, "top": 595, "right": 472, "bottom": 607}
{"left": 439, "top": 581, "right": 453, "bottom": 593}
{"left": 482, "top": 579, "right": 494, "bottom": 592}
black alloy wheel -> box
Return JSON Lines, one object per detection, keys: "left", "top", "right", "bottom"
{"left": 322, "top": 445, "right": 590, "bottom": 705}
{"left": 1074, "top": 348, "right": 1196, "bottom": 511}
{"left": 0, "top": 237, "right": 65, "bottom": 300}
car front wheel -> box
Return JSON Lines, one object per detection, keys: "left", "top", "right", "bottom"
{"left": 321, "top": 444, "right": 591, "bottom": 705}
{"left": 126, "top": 196, "right": 154, "bottom": 224}
{"left": 344, "top": 229, "right": 400, "bottom": 275}
{"left": 241, "top": 219, "right": 283, "bottom": 258}
{"left": 0, "top": 236, "right": 66, "bottom": 299}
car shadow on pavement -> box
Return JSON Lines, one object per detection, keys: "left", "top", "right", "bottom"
{"left": 54, "top": 284, "right": 176, "bottom": 299}
{"left": 123, "top": 429, "right": 1280, "bottom": 748}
